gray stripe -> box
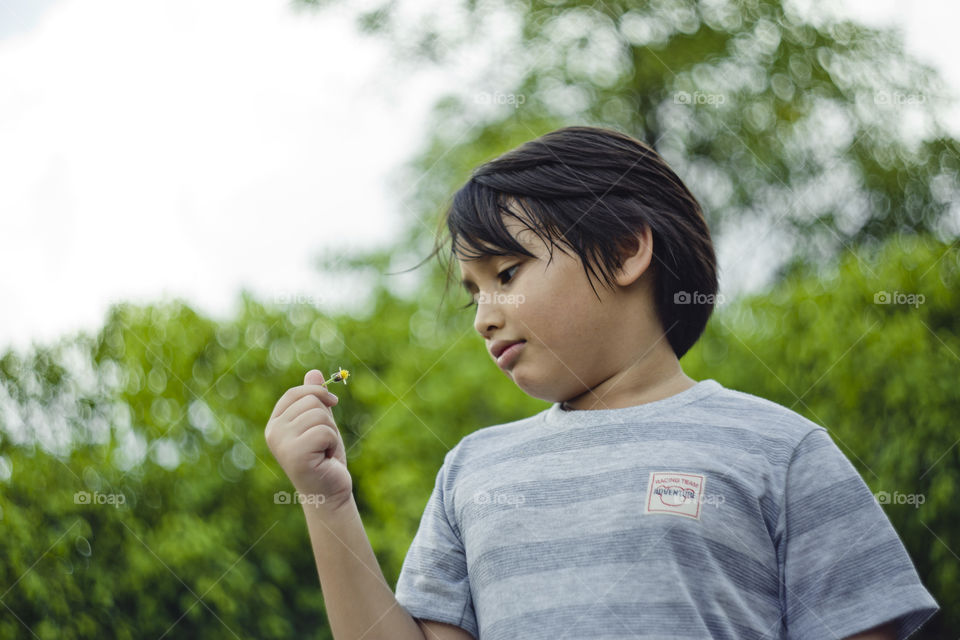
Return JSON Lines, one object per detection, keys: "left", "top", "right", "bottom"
{"left": 787, "top": 476, "right": 873, "bottom": 538}
{"left": 403, "top": 545, "right": 468, "bottom": 582}
{"left": 459, "top": 467, "right": 780, "bottom": 541}
{"left": 792, "top": 537, "right": 913, "bottom": 598}
{"left": 482, "top": 602, "right": 776, "bottom": 640}
{"left": 467, "top": 526, "right": 780, "bottom": 603}
{"left": 450, "top": 423, "right": 799, "bottom": 484}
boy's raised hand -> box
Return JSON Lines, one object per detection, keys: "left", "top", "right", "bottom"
{"left": 265, "top": 369, "right": 353, "bottom": 515}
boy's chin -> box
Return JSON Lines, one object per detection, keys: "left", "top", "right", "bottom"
{"left": 508, "top": 369, "right": 570, "bottom": 404}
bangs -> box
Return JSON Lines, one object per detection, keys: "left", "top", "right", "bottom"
{"left": 446, "top": 179, "right": 558, "bottom": 262}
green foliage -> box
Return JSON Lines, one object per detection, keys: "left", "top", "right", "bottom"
{"left": 335, "top": 0, "right": 960, "bottom": 265}
{"left": 0, "top": 296, "right": 337, "bottom": 639}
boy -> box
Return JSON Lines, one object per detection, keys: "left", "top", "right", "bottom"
{"left": 264, "top": 126, "right": 938, "bottom": 639}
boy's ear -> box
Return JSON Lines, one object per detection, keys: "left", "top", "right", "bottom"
{"left": 613, "top": 225, "right": 654, "bottom": 288}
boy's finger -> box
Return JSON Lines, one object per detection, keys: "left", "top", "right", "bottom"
{"left": 283, "top": 392, "right": 340, "bottom": 428}
{"left": 304, "top": 369, "right": 326, "bottom": 386}
{"left": 290, "top": 408, "right": 340, "bottom": 439}
{"left": 272, "top": 384, "right": 338, "bottom": 420}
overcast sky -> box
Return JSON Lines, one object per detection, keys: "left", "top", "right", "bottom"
{"left": 1, "top": 0, "right": 958, "bottom": 355}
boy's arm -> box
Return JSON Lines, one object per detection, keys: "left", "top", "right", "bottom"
{"left": 417, "top": 620, "right": 477, "bottom": 640}
{"left": 264, "top": 372, "right": 470, "bottom": 639}
{"left": 304, "top": 495, "right": 426, "bottom": 640}
{"left": 778, "top": 428, "right": 938, "bottom": 638}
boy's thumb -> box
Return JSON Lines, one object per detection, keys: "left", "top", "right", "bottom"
{"left": 304, "top": 369, "right": 325, "bottom": 386}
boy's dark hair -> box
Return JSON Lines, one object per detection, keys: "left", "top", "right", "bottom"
{"left": 427, "top": 125, "right": 718, "bottom": 360}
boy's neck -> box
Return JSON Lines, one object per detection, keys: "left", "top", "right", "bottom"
{"left": 559, "top": 361, "right": 696, "bottom": 412}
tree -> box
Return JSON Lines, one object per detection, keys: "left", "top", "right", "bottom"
{"left": 303, "top": 0, "right": 959, "bottom": 288}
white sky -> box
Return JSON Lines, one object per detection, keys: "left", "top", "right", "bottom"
{"left": 0, "top": 0, "right": 452, "bottom": 354}
{"left": 0, "top": 0, "right": 958, "bottom": 354}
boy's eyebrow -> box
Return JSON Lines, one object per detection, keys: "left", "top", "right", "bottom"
{"left": 458, "top": 255, "right": 495, "bottom": 291}
{"left": 459, "top": 271, "right": 481, "bottom": 291}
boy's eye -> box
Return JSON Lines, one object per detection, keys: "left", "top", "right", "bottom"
{"left": 498, "top": 264, "right": 519, "bottom": 285}
{"left": 460, "top": 264, "right": 520, "bottom": 309}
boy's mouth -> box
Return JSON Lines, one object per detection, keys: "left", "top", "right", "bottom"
{"left": 490, "top": 340, "right": 526, "bottom": 369}
{"left": 489, "top": 339, "right": 525, "bottom": 360}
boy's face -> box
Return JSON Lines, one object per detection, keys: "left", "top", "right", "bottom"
{"left": 457, "top": 210, "right": 661, "bottom": 406}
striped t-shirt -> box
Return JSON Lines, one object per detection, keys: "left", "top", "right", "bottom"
{"left": 394, "top": 379, "right": 938, "bottom": 639}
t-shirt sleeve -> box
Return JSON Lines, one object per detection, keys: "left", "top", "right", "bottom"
{"left": 394, "top": 452, "right": 478, "bottom": 639}
{"left": 779, "top": 428, "right": 939, "bottom": 639}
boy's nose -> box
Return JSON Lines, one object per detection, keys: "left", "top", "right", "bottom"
{"left": 473, "top": 297, "right": 505, "bottom": 336}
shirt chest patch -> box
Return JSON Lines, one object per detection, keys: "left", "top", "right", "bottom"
{"left": 644, "top": 471, "right": 706, "bottom": 520}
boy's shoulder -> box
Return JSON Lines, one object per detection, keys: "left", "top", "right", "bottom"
{"left": 702, "top": 382, "right": 827, "bottom": 439}
{"left": 440, "top": 410, "right": 545, "bottom": 466}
